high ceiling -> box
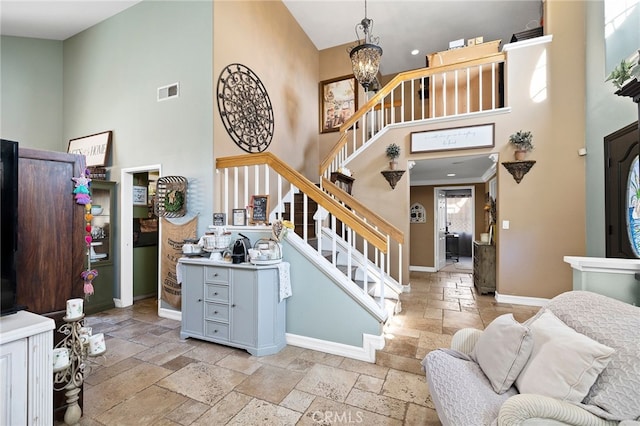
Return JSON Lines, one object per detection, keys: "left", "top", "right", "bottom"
{"left": 1, "top": 0, "right": 539, "bottom": 184}
{"left": 282, "top": 0, "right": 542, "bottom": 75}
{"left": 0, "top": 1, "right": 143, "bottom": 41}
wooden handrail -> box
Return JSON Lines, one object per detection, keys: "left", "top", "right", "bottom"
{"left": 216, "top": 153, "right": 388, "bottom": 253}
{"left": 322, "top": 177, "right": 404, "bottom": 244}
{"left": 319, "top": 132, "right": 348, "bottom": 177}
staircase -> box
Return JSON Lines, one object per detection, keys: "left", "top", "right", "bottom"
{"left": 308, "top": 228, "right": 403, "bottom": 324}
{"left": 282, "top": 192, "right": 318, "bottom": 239}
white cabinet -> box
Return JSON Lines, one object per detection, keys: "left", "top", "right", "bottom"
{"left": 179, "top": 259, "right": 286, "bottom": 356}
{"left": 0, "top": 311, "right": 55, "bottom": 426}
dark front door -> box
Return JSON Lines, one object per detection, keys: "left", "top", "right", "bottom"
{"left": 605, "top": 121, "right": 640, "bottom": 258}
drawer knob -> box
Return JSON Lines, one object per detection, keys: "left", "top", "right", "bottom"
{"left": 197, "top": 298, "right": 202, "bottom": 302}
{"left": 214, "top": 311, "right": 218, "bottom": 314}
{"left": 214, "top": 292, "right": 218, "bottom": 295}
{"left": 214, "top": 273, "right": 219, "bottom": 277}
{"left": 214, "top": 329, "right": 218, "bottom": 333}
{"left": 231, "top": 304, "right": 236, "bottom": 308}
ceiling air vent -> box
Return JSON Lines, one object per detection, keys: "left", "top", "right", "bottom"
{"left": 157, "top": 82, "right": 179, "bottom": 102}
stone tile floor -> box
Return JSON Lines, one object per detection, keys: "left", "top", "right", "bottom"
{"left": 73, "top": 270, "right": 539, "bottom": 425}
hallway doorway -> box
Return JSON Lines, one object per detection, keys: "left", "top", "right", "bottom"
{"left": 119, "top": 164, "right": 179, "bottom": 320}
{"left": 435, "top": 186, "right": 475, "bottom": 271}
{"left": 408, "top": 153, "right": 497, "bottom": 273}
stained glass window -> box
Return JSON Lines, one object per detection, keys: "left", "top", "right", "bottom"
{"left": 626, "top": 155, "right": 640, "bottom": 257}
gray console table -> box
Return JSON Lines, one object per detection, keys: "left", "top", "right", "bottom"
{"left": 178, "top": 258, "right": 286, "bottom": 356}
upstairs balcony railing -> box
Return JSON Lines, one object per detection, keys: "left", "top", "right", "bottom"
{"left": 319, "top": 51, "right": 507, "bottom": 179}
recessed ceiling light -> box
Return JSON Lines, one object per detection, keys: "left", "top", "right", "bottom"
{"left": 411, "top": 49, "right": 419, "bottom": 56}
{"left": 447, "top": 173, "right": 456, "bottom": 177}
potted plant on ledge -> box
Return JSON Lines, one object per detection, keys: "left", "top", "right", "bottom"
{"left": 386, "top": 143, "right": 401, "bottom": 170}
{"left": 509, "top": 130, "right": 534, "bottom": 161}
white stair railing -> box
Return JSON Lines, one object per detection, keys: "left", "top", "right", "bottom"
{"left": 216, "top": 153, "right": 391, "bottom": 309}
{"left": 320, "top": 52, "right": 507, "bottom": 181}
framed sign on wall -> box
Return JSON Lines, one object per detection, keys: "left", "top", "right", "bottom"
{"left": 411, "top": 123, "right": 494, "bottom": 153}
{"left": 67, "top": 131, "right": 112, "bottom": 167}
{"left": 132, "top": 186, "right": 148, "bottom": 206}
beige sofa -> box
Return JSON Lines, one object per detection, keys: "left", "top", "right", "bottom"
{"left": 421, "top": 291, "right": 640, "bottom": 426}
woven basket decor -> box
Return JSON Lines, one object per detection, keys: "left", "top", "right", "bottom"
{"left": 155, "top": 176, "right": 187, "bottom": 218}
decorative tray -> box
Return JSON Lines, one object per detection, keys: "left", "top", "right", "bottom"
{"left": 250, "top": 258, "right": 282, "bottom": 265}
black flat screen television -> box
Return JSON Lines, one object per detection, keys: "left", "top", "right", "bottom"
{"left": 1, "top": 139, "right": 21, "bottom": 316}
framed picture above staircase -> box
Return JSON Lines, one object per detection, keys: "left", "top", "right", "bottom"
{"left": 320, "top": 74, "right": 358, "bottom": 134}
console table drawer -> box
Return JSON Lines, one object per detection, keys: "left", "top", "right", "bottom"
{"left": 205, "top": 284, "right": 229, "bottom": 302}
{"left": 205, "top": 320, "right": 229, "bottom": 340}
{"left": 205, "top": 266, "right": 229, "bottom": 283}
{"left": 205, "top": 302, "right": 229, "bottom": 322}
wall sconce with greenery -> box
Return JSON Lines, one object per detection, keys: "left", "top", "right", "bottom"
{"left": 382, "top": 143, "right": 404, "bottom": 189}
{"left": 503, "top": 130, "right": 536, "bottom": 183}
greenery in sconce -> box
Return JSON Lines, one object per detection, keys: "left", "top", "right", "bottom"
{"left": 386, "top": 143, "right": 401, "bottom": 160}
{"left": 606, "top": 59, "right": 634, "bottom": 90}
{"left": 509, "top": 130, "right": 534, "bottom": 152}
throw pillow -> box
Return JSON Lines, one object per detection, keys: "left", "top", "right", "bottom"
{"left": 515, "top": 309, "right": 615, "bottom": 403}
{"left": 471, "top": 313, "right": 533, "bottom": 394}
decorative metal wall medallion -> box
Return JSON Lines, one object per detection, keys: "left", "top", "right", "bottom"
{"left": 216, "top": 64, "right": 274, "bottom": 153}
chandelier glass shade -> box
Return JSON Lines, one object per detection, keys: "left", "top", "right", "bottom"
{"left": 348, "top": 3, "right": 382, "bottom": 91}
{"left": 350, "top": 43, "right": 382, "bottom": 91}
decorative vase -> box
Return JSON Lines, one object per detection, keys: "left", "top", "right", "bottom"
{"left": 389, "top": 160, "right": 397, "bottom": 170}
{"left": 514, "top": 150, "right": 527, "bottom": 161}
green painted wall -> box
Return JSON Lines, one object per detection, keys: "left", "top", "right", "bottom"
{"left": 0, "top": 36, "right": 63, "bottom": 149}
{"left": 283, "top": 242, "right": 383, "bottom": 346}
{"left": 572, "top": 270, "right": 640, "bottom": 306}
{"left": 62, "top": 0, "right": 214, "bottom": 233}
{"left": 134, "top": 245, "right": 158, "bottom": 299}
{"left": 236, "top": 228, "right": 383, "bottom": 347}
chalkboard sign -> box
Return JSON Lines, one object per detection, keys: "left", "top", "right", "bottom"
{"left": 212, "top": 213, "right": 226, "bottom": 226}
{"left": 250, "top": 195, "right": 269, "bottom": 224}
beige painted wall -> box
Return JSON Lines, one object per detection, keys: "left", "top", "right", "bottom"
{"left": 410, "top": 186, "right": 435, "bottom": 267}
{"left": 497, "top": 1, "right": 586, "bottom": 299}
{"left": 213, "top": 1, "right": 319, "bottom": 189}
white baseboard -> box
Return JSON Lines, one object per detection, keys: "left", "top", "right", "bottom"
{"left": 494, "top": 291, "right": 548, "bottom": 307}
{"left": 159, "top": 307, "right": 182, "bottom": 321}
{"left": 409, "top": 265, "right": 437, "bottom": 272}
{"left": 286, "top": 332, "right": 385, "bottom": 363}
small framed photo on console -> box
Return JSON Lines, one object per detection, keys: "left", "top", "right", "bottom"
{"left": 232, "top": 209, "right": 246, "bottom": 226}
{"left": 212, "top": 213, "right": 226, "bottom": 226}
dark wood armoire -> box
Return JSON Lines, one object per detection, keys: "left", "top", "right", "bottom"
{"left": 16, "top": 147, "right": 87, "bottom": 420}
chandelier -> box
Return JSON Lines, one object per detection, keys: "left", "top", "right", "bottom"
{"left": 348, "top": 0, "right": 383, "bottom": 91}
